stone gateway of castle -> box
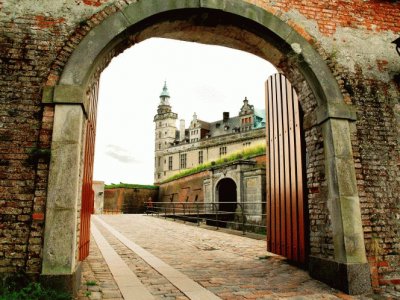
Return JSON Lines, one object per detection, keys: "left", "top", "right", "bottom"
{"left": 0, "top": 0, "right": 399, "bottom": 297}
{"left": 154, "top": 82, "right": 266, "bottom": 183}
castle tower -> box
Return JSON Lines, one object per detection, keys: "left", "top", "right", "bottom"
{"left": 154, "top": 82, "right": 178, "bottom": 183}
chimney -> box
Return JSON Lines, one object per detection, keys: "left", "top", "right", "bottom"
{"left": 223, "top": 112, "right": 229, "bottom": 122}
{"left": 179, "top": 119, "right": 185, "bottom": 141}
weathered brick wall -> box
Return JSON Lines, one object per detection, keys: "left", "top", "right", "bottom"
{"left": 158, "top": 171, "right": 209, "bottom": 204}
{"left": 0, "top": 0, "right": 398, "bottom": 294}
{"left": 103, "top": 189, "right": 124, "bottom": 213}
{"left": 350, "top": 78, "right": 400, "bottom": 292}
{"left": 0, "top": 6, "right": 66, "bottom": 274}
{"left": 103, "top": 188, "right": 158, "bottom": 213}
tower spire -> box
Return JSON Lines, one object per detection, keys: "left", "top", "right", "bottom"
{"left": 159, "top": 81, "right": 170, "bottom": 105}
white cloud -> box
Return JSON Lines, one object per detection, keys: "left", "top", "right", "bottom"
{"left": 105, "top": 145, "right": 138, "bottom": 163}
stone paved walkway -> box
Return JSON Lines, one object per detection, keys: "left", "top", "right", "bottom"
{"left": 77, "top": 214, "right": 373, "bottom": 300}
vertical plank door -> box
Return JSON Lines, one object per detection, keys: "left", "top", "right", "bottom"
{"left": 266, "top": 73, "right": 305, "bottom": 264}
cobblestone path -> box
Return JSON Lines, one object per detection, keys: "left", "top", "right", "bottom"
{"left": 77, "top": 214, "right": 372, "bottom": 300}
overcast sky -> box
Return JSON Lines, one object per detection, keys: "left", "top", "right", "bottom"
{"left": 93, "top": 38, "right": 276, "bottom": 185}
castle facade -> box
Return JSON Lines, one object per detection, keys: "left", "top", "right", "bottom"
{"left": 153, "top": 83, "right": 266, "bottom": 184}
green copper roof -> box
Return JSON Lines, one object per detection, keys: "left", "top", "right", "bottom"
{"left": 254, "top": 108, "right": 266, "bottom": 128}
{"left": 160, "top": 81, "right": 170, "bottom": 98}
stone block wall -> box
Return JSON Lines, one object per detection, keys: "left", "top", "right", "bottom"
{"left": 0, "top": 0, "right": 398, "bottom": 294}
{"left": 242, "top": 169, "right": 266, "bottom": 223}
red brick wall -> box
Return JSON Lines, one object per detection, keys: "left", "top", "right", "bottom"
{"left": 253, "top": 154, "right": 266, "bottom": 166}
{"left": 104, "top": 188, "right": 158, "bottom": 213}
{"left": 158, "top": 171, "right": 209, "bottom": 204}
{"left": 252, "top": 0, "right": 400, "bottom": 36}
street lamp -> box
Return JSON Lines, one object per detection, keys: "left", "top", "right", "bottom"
{"left": 393, "top": 37, "right": 400, "bottom": 56}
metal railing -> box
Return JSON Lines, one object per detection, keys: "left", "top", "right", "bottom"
{"left": 146, "top": 201, "right": 266, "bottom": 235}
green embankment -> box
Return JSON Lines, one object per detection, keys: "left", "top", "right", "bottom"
{"left": 162, "top": 143, "right": 266, "bottom": 183}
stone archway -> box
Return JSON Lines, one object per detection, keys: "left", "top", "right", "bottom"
{"left": 41, "top": 0, "right": 370, "bottom": 294}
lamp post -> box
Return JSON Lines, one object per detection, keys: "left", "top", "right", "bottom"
{"left": 393, "top": 37, "right": 400, "bottom": 56}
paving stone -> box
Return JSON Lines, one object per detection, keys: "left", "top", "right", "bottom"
{"left": 89, "top": 292, "right": 102, "bottom": 300}
{"left": 87, "top": 286, "right": 101, "bottom": 292}
{"left": 102, "top": 291, "right": 123, "bottom": 298}
{"left": 79, "top": 215, "right": 376, "bottom": 300}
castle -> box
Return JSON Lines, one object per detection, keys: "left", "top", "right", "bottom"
{"left": 153, "top": 82, "right": 266, "bottom": 184}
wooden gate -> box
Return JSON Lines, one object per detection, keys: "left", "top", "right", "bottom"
{"left": 266, "top": 73, "right": 305, "bottom": 264}
{"left": 79, "top": 80, "right": 99, "bottom": 260}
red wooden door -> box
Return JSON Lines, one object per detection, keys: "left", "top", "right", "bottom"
{"left": 79, "top": 80, "right": 99, "bottom": 260}
{"left": 266, "top": 73, "right": 305, "bottom": 264}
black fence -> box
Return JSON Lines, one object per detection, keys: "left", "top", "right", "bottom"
{"left": 146, "top": 201, "right": 266, "bottom": 235}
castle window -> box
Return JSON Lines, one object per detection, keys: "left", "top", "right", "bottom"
{"left": 198, "top": 150, "right": 203, "bottom": 164}
{"left": 219, "top": 146, "right": 227, "bottom": 156}
{"left": 168, "top": 156, "right": 173, "bottom": 170}
{"left": 158, "top": 157, "right": 161, "bottom": 167}
{"left": 158, "top": 143, "right": 161, "bottom": 150}
{"left": 180, "top": 153, "right": 187, "bottom": 169}
{"left": 242, "top": 117, "right": 252, "bottom": 124}
{"left": 159, "top": 132, "right": 161, "bottom": 138}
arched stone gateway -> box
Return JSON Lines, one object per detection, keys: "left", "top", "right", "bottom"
{"left": 40, "top": 0, "right": 370, "bottom": 295}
